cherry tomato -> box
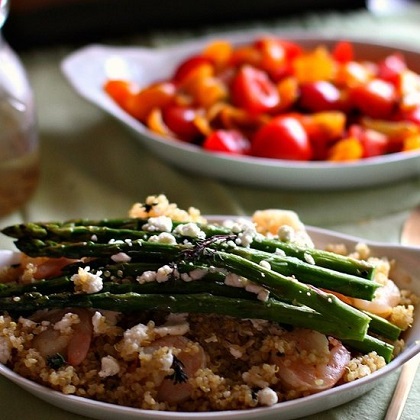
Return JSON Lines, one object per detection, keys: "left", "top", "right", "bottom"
{"left": 332, "top": 41, "right": 354, "bottom": 63}
{"left": 202, "top": 129, "right": 251, "bottom": 154}
{"left": 231, "top": 65, "right": 280, "bottom": 115}
{"left": 396, "top": 105, "right": 420, "bottom": 126}
{"left": 377, "top": 53, "right": 406, "bottom": 85}
{"left": 251, "top": 116, "right": 313, "bottom": 160}
{"left": 254, "top": 37, "right": 297, "bottom": 80}
{"left": 348, "top": 125, "right": 388, "bottom": 158}
{"left": 299, "top": 112, "right": 346, "bottom": 160}
{"left": 162, "top": 105, "right": 201, "bottom": 142}
{"left": 350, "top": 79, "right": 397, "bottom": 119}
{"left": 299, "top": 81, "right": 344, "bottom": 112}
{"left": 173, "top": 55, "right": 213, "bottom": 84}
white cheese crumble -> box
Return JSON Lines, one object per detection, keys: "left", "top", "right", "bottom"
{"left": 259, "top": 260, "right": 271, "bottom": 270}
{"left": 71, "top": 267, "right": 103, "bottom": 294}
{"left": 136, "top": 270, "right": 157, "bottom": 284}
{"left": 304, "top": 252, "right": 315, "bottom": 265}
{"left": 257, "top": 387, "right": 278, "bottom": 406}
{"left": 172, "top": 222, "right": 205, "bottom": 239}
{"left": 180, "top": 267, "right": 208, "bottom": 282}
{"left": 148, "top": 232, "right": 177, "bottom": 245}
{"left": 142, "top": 216, "right": 173, "bottom": 232}
{"left": 224, "top": 273, "right": 248, "bottom": 288}
{"left": 120, "top": 323, "right": 150, "bottom": 356}
{"left": 91, "top": 311, "right": 119, "bottom": 335}
{"left": 98, "top": 355, "right": 120, "bottom": 378}
{"left": 154, "top": 313, "right": 190, "bottom": 337}
{"left": 225, "top": 273, "right": 269, "bottom": 301}
{"left": 160, "top": 349, "right": 174, "bottom": 371}
{"left": 245, "top": 283, "right": 270, "bottom": 302}
{"left": 54, "top": 313, "right": 79, "bottom": 334}
{"left": 111, "top": 252, "right": 132, "bottom": 263}
{"left": 156, "top": 265, "right": 174, "bottom": 283}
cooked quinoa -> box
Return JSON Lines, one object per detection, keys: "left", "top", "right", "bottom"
{"left": 0, "top": 311, "right": 392, "bottom": 411}
{"left": 0, "top": 195, "right": 417, "bottom": 412}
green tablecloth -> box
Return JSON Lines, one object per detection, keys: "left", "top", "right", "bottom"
{"left": 0, "top": 4, "right": 419, "bottom": 419}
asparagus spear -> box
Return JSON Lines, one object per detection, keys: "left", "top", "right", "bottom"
{"left": 6, "top": 237, "right": 372, "bottom": 334}
{"left": 0, "top": 291, "right": 369, "bottom": 342}
{"left": 11, "top": 231, "right": 377, "bottom": 301}
{"left": 229, "top": 247, "right": 378, "bottom": 300}
{"left": 2, "top": 219, "right": 375, "bottom": 279}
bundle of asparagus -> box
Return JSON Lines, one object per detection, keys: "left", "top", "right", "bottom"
{"left": 0, "top": 215, "right": 400, "bottom": 362}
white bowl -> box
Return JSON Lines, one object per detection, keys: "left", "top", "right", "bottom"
{"left": 0, "top": 224, "right": 419, "bottom": 420}
{"left": 61, "top": 32, "right": 420, "bottom": 190}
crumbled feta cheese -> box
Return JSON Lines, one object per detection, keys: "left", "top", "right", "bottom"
{"left": 71, "top": 267, "right": 103, "bottom": 294}
{"left": 180, "top": 267, "right": 208, "bottom": 282}
{"left": 91, "top": 311, "right": 117, "bottom": 335}
{"left": 172, "top": 222, "right": 205, "bottom": 239}
{"left": 142, "top": 216, "right": 173, "bottom": 232}
{"left": 148, "top": 232, "right": 177, "bottom": 245}
{"left": 224, "top": 273, "right": 248, "bottom": 288}
{"left": 156, "top": 265, "right": 174, "bottom": 283}
{"left": 120, "top": 323, "right": 150, "bottom": 356}
{"left": 257, "top": 387, "right": 278, "bottom": 406}
{"left": 18, "top": 317, "right": 37, "bottom": 329}
{"left": 278, "top": 225, "right": 294, "bottom": 242}
{"left": 136, "top": 270, "right": 157, "bottom": 284}
{"left": 111, "top": 252, "right": 131, "bottom": 263}
{"left": 259, "top": 260, "right": 271, "bottom": 270}
{"left": 54, "top": 313, "right": 80, "bottom": 334}
{"left": 154, "top": 313, "right": 190, "bottom": 337}
{"left": 160, "top": 349, "right": 174, "bottom": 371}
{"left": 245, "top": 283, "right": 270, "bottom": 302}
{"left": 98, "top": 355, "right": 120, "bottom": 378}
{"left": 304, "top": 252, "right": 315, "bottom": 265}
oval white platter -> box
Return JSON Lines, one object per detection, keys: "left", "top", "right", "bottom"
{"left": 61, "top": 32, "right": 420, "bottom": 190}
{"left": 0, "top": 224, "right": 419, "bottom": 420}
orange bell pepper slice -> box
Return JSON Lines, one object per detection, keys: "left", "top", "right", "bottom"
{"left": 293, "top": 46, "right": 336, "bottom": 84}
{"left": 327, "top": 137, "right": 363, "bottom": 161}
{"left": 126, "top": 82, "right": 176, "bottom": 122}
{"left": 104, "top": 80, "right": 139, "bottom": 112}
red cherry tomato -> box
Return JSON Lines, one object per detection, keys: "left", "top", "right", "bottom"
{"left": 332, "top": 41, "right": 354, "bottom": 63}
{"left": 173, "top": 55, "right": 213, "bottom": 83}
{"left": 377, "top": 53, "right": 406, "bottom": 85}
{"left": 299, "top": 81, "right": 343, "bottom": 112}
{"left": 350, "top": 79, "right": 397, "bottom": 119}
{"left": 251, "top": 116, "right": 313, "bottom": 160}
{"left": 202, "top": 129, "right": 251, "bottom": 154}
{"left": 396, "top": 105, "right": 420, "bottom": 126}
{"left": 231, "top": 65, "right": 280, "bottom": 115}
{"left": 348, "top": 125, "right": 388, "bottom": 158}
{"left": 162, "top": 105, "right": 201, "bottom": 142}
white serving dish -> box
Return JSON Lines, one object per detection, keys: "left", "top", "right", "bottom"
{"left": 0, "top": 224, "right": 419, "bottom": 420}
{"left": 61, "top": 32, "right": 420, "bottom": 190}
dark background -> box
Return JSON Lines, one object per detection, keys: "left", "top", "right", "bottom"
{"left": 3, "top": 0, "right": 367, "bottom": 50}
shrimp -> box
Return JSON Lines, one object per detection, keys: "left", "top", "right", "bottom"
{"left": 271, "top": 329, "right": 350, "bottom": 394}
{"left": 31, "top": 308, "right": 93, "bottom": 366}
{"left": 148, "top": 335, "right": 206, "bottom": 404}
{"left": 350, "top": 278, "right": 401, "bottom": 318}
{"left": 20, "top": 255, "right": 77, "bottom": 282}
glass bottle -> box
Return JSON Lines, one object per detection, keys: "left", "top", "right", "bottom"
{"left": 0, "top": 0, "right": 39, "bottom": 217}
